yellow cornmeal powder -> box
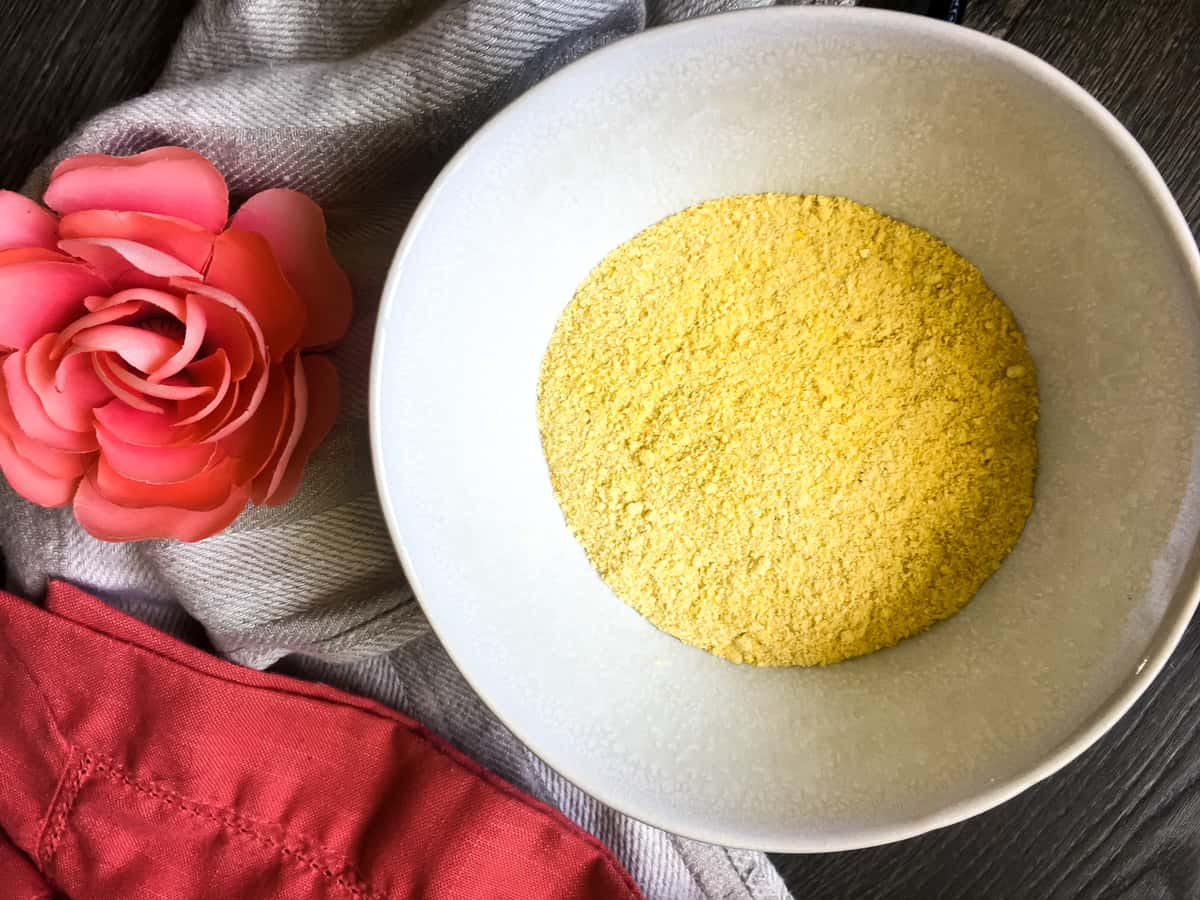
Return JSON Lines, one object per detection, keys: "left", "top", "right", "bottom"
{"left": 537, "top": 193, "right": 1038, "bottom": 666}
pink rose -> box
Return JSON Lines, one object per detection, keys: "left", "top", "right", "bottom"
{"left": 0, "top": 147, "right": 351, "bottom": 542}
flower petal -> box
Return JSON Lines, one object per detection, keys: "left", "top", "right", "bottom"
{"left": 0, "top": 247, "right": 71, "bottom": 266}
{"left": 4, "top": 350, "right": 97, "bottom": 451}
{"left": 59, "top": 210, "right": 214, "bottom": 272}
{"left": 260, "top": 354, "right": 338, "bottom": 506}
{"left": 230, "top": 189, "right": 352, "bottom": 348}
{"left": 176, "top": 350, "right": 233, "bottom": 429}
{"left": 148, "top": 294, "right": 206, "bottom": 383}
{"left": 45, "top": 148, "right": 229, "bottom": 233}
{"left": 85, "top": 287, "right": 185, "bottom": 319}
{"left": 96, "top": 420, "right": 214, "bottom": 483}
{"left": 52, "top": 300, "right": 144, "bottom": 358}
{"left": 93, "top": 398, "right": 189, "bottom": 447}
{"left": 251, "top": 353, "right": 305, "bottom": 504}
{"left": 221, "top": 360, "right": 291, "bottom": 486}
{"left": 189, "top": 384, "right": 242, "bottom": 442}
{"left": 0, "top": 191, "right": 58, "bottom": 251}
{"left": 173, "top": 280, "right": 266, "bottom": 355}
{"left": 208, "top": 355, "right": 269, "bottom": 443}
{"left": 185, "top": 291, "right": 255, "bottom": 379}
{"left": 92, "top": 354, "right": 163, "bottom": 414}
{"left": 0, "top": 427, "right": 77, "bottom": 507}
{"left": 94, "top": 453, "right": 235, "bottom": 511}
{"left": 106, "top": 358, "right": 212, "bottom": 401}
{"left": 58, "top": 237, "right": 202, "bottom": 280}
{"left": 203, "top": 229, "right": 305, "bottom": 360}
{"left": 71, "top": 324, "right": 180, "bottom": 373}
{"left": 51, "top": 146, "right": 202, "bottom": 179}
{"left": 0, "top": 258, "right": 107, "bottom": 350}
{"left": 27, "top": 334, "right": 111, "bottom": 433}
{"left": 74, "top": 469, "right": 249, "bottom": 542}
{"left": 0, "top": 377, "right": 90, "bottom": 480}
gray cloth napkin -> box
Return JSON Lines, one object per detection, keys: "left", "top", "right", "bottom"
{"left": 3, "top": 1, "right": 855, "bottom": 896}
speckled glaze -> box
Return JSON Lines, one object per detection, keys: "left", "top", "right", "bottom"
{"left": 370, "top": 8, "right": 1200, "bottom": 851}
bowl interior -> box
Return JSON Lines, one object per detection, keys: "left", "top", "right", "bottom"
{"left": 372, "top": 9, "right": 1200, "bottom": 850}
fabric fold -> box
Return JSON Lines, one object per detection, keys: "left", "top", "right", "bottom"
{"left": 0, "top": 582, "right": 641, "bottom": 900}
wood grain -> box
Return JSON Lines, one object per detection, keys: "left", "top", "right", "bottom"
{"left": 774, "top": 1, "right": 1200, "bottom": 897}
{"left": 960, "top": 0, "right": 1036, "bottom": 37}
{"left": 0, "top": 0, "right": 194, "bottom": 189}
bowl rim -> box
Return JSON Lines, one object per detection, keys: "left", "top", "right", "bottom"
{"left": 368, "top": 5, "right": 1200, "bottom": 853}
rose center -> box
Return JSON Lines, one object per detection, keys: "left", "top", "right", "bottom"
{"left": 142, "top": 316, "right": 186, "bottom": 344}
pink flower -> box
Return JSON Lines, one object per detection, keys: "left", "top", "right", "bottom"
{"left": 0, "top": 147, "right": 351, "bottom": 542}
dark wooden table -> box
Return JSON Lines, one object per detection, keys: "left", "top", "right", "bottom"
{"left": 2, "top": 2, "right": 1197, "bottom": 897}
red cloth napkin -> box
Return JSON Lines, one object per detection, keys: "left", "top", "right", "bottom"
{"left": 0, "top": 582, "right": 642, "bottom": 899}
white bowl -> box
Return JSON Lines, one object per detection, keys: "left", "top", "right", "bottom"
{"left": 370, "top": 7, "right": 1200, "bottom": 851}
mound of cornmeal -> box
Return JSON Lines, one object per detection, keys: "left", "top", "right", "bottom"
{"left": 537, "top": 193, "right": 1038, "bottom": 666}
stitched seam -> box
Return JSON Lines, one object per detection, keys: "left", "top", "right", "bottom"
{"left": 41, "top": 595, "right": 640, "bottom": 900}
{"left": 37, "top": 750, "right": 93, "bottom": 869}
{"left": 88, "top": 756, "right": 382, "bottom": 900}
